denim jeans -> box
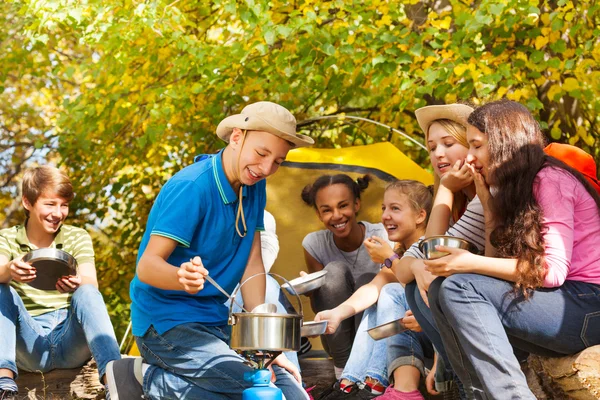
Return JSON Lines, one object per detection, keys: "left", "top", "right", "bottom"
{"left": 136, "top": 322, "right": 309, "bottom": 400}
{"left": 405, "top": 281, "right": 456, "bottom": 392}
{"left": 342, "top": 283, "right": 433, "bottom": 386}
{"left": 310, "top": 261, "right": 375, "bottom": 368}
{"left": 229, "top": 274, "right": 300, "bottom": 372}
{"left": 0, "top": 283, "right": 121, "bottom": 381}
{"left": 380, "top": 283, "right": 434, "bottom": 381}
{"left": 340, "top": 304, "right": 389, "bottom": 386}
{"left": 429, "top": 274, "right": 600, "bottom": 400}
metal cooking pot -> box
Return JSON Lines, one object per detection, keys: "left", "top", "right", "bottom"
{"left": 229, "top": 273, "right": 303, "bottom": 352}
{"left": 22, "top": 248, "right": 78, "bottom": 291}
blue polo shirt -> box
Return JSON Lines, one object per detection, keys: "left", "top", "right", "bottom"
{"left": 130, "top": 150, "right": 266, "bottom": 336}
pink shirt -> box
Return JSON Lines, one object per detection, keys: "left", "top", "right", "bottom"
{"left": 534, "top": 167, "right": 600, "bottom": 287}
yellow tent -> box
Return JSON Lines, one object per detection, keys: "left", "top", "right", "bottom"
{"left": 127, "top": 142, "right": 431, "bottom": 355}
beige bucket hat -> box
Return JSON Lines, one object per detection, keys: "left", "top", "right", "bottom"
{"left": 216, "top": 101, "right": 314, "bottom": 148}
{"left": 415, "top": 104, "right": 474, "bottom": 135}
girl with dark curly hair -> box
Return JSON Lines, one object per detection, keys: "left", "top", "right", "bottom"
{"left": 301, "top": 174, "right": 392, "bottom": 381}
{"left": 425, "top": 99, "right": 600, "bottom": 399}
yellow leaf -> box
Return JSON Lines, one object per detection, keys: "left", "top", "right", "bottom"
{"left": 563, "top": 1, "right": 574, "bottom": 11}
{"left": 508, "top": 89, "right": 522, "bottom": 101}
{"left": 534, "top": 76, "right": 546, "bottom": 86}
{"left": 440, "top": 49, "right": 454, "bottom": 58}
{"left": 496, "top": 86, "right": 508, "bottom": 98}
{"left": 534, "top": 36, "right": 548, "bottom": 49}
{"left": 563, "top": 77, "right": 579, "bottom": 91}
{"left": 564, "top": 11, "right": 574, "bottom": 21}
{"left": 547, "top": 84, "right": 562, "bottom": 100}
{"left": 516, "top": 52, "right": 528, "bottom": 62}
{"left": 541, "top": 13, "right": 551, "bottom": 26}
{"left": 568, "top": 135, "right": 579, "bottom": 145}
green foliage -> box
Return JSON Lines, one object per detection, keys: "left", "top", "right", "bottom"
{"left": 1, "top": 0, "right": 599, "bottom": 336}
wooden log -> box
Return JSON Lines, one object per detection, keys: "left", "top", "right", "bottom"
{"left": 528, "top": 345, "right": 600, "bottom": 400}
{"left": 15, "top": 359, "right": 105, "bottom": 400}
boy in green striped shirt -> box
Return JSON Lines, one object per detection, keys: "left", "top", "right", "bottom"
{"left": 0, "top": 166, "right": 121, "bottom": 398}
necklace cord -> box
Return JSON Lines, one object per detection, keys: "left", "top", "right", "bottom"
{"left": 235, "top": 130, "right": 248, "bottom": 238}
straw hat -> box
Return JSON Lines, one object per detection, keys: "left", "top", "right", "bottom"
{"left": 216, "top": 101, "right": 314, "bottom": 148}
{"left": 415, "top": 104, "right": 474, "bottom": 135}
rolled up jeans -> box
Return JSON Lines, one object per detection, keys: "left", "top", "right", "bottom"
{"left": 429, "top": 274, "right": 600, "bottom": 400}
{"left": 341, "top": 283, "right": 432, "bottom": 386}
{"left": 0, "top": 283, "right": 121, "bottom": 381}
{"left": 380, "top": 283, "right": 434, "bottom": 382}
{"left": 136, "top": 322, "right": 309, "bottom": 400}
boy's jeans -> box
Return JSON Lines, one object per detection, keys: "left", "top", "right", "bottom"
{"left": 136, "top": 322, "right": 309, "bottom": 400}
{"left": 0, "top": 283, "right": 121, "bottom": 381}
{"left": 342, "top": 283, "right": 433, "bottom": 386}
{"left": 429, "top": 274, "right": 600, "bottom": 400}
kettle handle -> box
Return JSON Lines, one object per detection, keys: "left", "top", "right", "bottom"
{"left": 228, "top": 272, "right": 303, "bottom": 325}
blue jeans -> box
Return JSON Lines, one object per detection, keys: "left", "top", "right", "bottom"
{"left": 136, "top": 322, "right": 309, "bottom": 400}
{"left": 380, "top": 283, "right": 433, "bottom": 381}
{"left": 341, "top": 304, "right": 389, "bottom": 385}
{"left": 429, "top": 274, "right": 600, "bottom": 399}
{"left": 405, "top": 281, "right": 456, "bottom": 392}
{"left": 0, "top": 283, "right": 121, "bottom": 381}
{"left": 229, "top": 275, "right": 300, "bottom": 372}
{"left": 342, "top": 283, "right": 432, "bottom": 386}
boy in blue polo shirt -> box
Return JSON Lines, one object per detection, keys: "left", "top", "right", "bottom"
{"left": 106, "top": 102, "right": 313, "bottom": 400}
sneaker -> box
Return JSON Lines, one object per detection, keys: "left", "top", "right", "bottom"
{"left": 0, "top": 377, "right": 18, "bottom": 400}
{"left": 348, "top": 384, "right": 379, "bottom": 399}
{"left": 0, "top": 389, "right": 18, "bottom": 400}
{"left": 317, "top": 381, "right": 358, "bottom": 400}
{"left": 105, "top": 357, "right": 145, "bottom": 400}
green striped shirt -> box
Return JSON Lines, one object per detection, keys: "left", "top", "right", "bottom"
{"left": 0, "top": 224, "right": 95, "bottom": 316}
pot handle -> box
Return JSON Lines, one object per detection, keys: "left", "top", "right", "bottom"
{"left": 228, "top": 272, "right": 303, "bottom": 325}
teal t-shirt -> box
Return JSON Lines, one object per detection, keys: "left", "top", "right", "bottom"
{"left": 130, "top": 150, "right": 266, "bottom": 336}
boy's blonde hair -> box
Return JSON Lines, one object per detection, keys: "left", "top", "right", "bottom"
{"left": 22, "top": 166, "right": 74, "bottom": 216}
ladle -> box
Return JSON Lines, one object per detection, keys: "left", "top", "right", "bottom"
{"left": 204, "top": 273, "right": 250, "bottom": 313}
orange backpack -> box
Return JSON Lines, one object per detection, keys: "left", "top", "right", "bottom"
{"left": 544, "top": 143, "right": 600, "bottom": 194}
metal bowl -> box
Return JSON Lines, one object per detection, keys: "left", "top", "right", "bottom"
{"left": 367, "top": 318, "right": 407, "bottom": 340}
{"left": 281, "top": 270, "right": 328, "bottom": 295}
{"left": 419, "top": 235, "right": 479, "bottom": 260}
{"left": 22, "top": 248, "right": 78, "bottom": 291}
{"left": 300, "top": 320, "right": 328, "bottom": 337}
